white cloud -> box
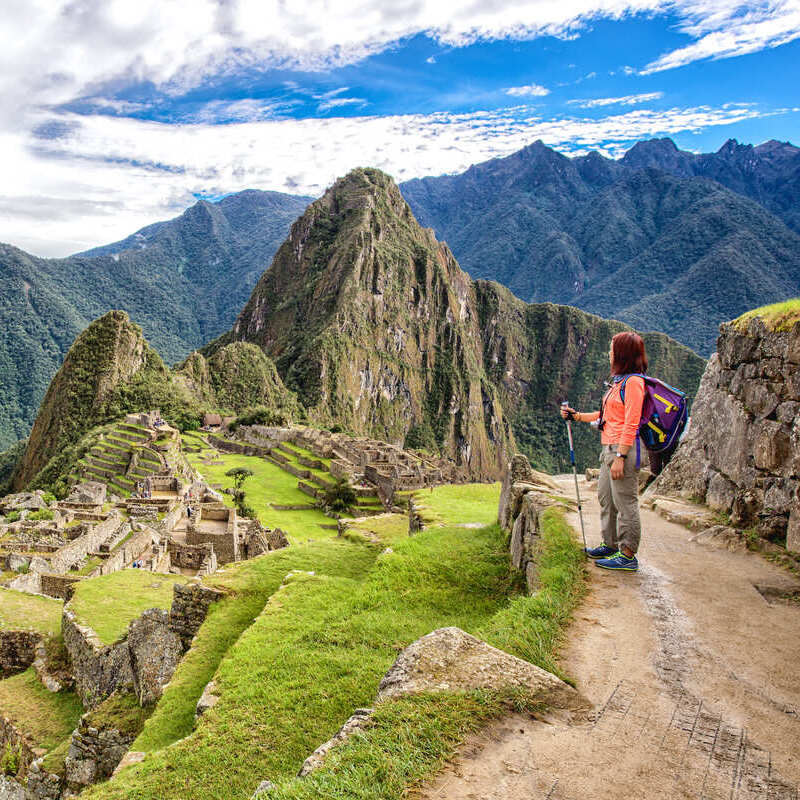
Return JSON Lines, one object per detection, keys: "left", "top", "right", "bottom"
{"left": 426, "top": 55, "right": 437, "bottom": 64}
{"left": 0, "top": 0, "right": 795, "bottom": 128}
{"left": 505, "top": 83, "right": 551, "bottom": 97}
{"left": 2, "top": 102, "right": 782, "bottom": 256}
{"left": 643, "top": 1, "right": 800, "bottom": 73}
{"left": 568, "top": 91, "right": 664, "bottom": 107}
{"left": 317, "top": 97, "right": 367, "bottom": 112}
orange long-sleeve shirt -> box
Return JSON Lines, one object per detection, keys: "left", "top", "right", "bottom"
{"left": 584, "top": 375, "right": 645, "bottom": 447}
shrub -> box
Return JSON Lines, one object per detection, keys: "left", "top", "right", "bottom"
{"left": 322, "top": 478, "right": 358, "bottom": 513}
{"left": 28, "top": 508, "right": 54, "bottom": 521}
{"left": 42, "top": 492, "right": 57, "bottom": 504}
{"left": 232, "top": 406, "right": 289, "bottom": 429}
{"left": 237, "top": 504, "right": 256, "bottom": 519}
{"left": 1, "top": 742, "right": 20, "bottom": 776}
{"left": 4, "top": 511, "right": 20, "bottom": 523}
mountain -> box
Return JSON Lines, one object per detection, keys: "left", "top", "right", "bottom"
{"left": 210, "top": 168, "right": 515, "bottom": 478}
{"left": 11, "top": 311, "right": 297, "bottom": 491}
{"left": 0, "top": 190, "right": 309, "bottom": 450}
{"left": 214, "top": 168, "right": 705, "bottom": 476}
{"left": 400, "top": 139, "right": 800, "bottom": 356}
{"left": 621, "top": 138, "right": 800, "bottom": 233}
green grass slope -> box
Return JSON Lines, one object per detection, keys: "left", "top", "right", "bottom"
{"left": 85, "top": 483, "right": 585, "bottom": 800}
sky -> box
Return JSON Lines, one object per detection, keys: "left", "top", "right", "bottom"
{"left": 1, "top": 0, "right": 799, "bottom": 257}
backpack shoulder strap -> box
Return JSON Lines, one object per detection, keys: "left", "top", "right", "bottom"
{"left": 619, "top": 373, "right": 646, "bottom": 403}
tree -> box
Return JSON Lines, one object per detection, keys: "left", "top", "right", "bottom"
{"left": 225, "top": 467, "right": 253, "bottom": 491}
{"left": 322, "top": 477, "right": 358, "bottom": 514}
{"left": 225, "top": 467, "right": 254, "bottom": 517}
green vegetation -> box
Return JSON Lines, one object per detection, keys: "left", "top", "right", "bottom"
{"left": 0, "top": 193, "right": 309, "bottom": 451}
{"left": 27, "top": 508, "right": 54, "bottom": 521}
{"left": 85, "top": 495, "right": 584, "bottom": 800}
{"left": 0, "top": 439, "right": 25, "bottom": 495}
{"left": 182, "top": 433, "right": 333, "bottom": 540}
{"left": 3, "top": 511, "right": 20, "bottom": 523}
{"left": 70, "top": 571, "right": 189, "bottom": 645}
{"left": 414, "top": 483, "right": 501, "bottom": 527}
{"left": 321, "top": 476, "right": 358, "bottom": 514}
{"left": 0, "top": 587, "right": 63, "bottom": 635}
{"left": 402, "top": 140, "right": 800, "bottom": 357}
{"left": 0, "top": 668, "right": 83, "bottom": 753}
{"left": 733, "top": 298, "right": 800, "bottom": 331}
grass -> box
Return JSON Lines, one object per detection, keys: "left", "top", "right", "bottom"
{"left": 70, "top": 570, "right": 190, "bottom": 645}
{"left": 0, "top": 668, "right": 83, "bottom": 753}
{"left": 414, "top": 482, "right": 501, "bottom": 526}
{"left": 0, "top": 587, "right": 63, "bottom": 634}
{"left": 181, "top": 433, "right": 334, "bottom": 541}
{"left": 132, "top": 539, "right": 380, "bottom": 754}
{"left": 733, "top": 298, "right": 800, "bottom": 331}
{"left": 84, "top": 502, "right": 584, "bottom": 800}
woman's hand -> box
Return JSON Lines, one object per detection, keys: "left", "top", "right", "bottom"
{"left": 560, "top": 405, "right": 577, "bottom": 420}
{"left": 610, "top": 456, "right": 625, "bottom": 480}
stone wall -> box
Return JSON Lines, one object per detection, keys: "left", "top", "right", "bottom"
{"left": 63, "top": 578, "right": 224, "bottom": 708}
{"left": 169, "top": 583, "right": 226, "bottom": 649}
{"left": 0, "top": 715, "right": 38, "bottom": 776}
{"left": 62, "top": 608, "right": 134, "bottom": 708}
{"left": 40, "top": 573, "right": 82, "bottom": 600}
{"left": 93, "top": 527, "right": 155, "bottom": 576}
{"left": 0, "top": 630, "right": 42, "bottom": 676}
{"left": 652, "top": 318, "right": 800, "bottom": 550}
{"left": 49, "top": 514, "right": 125, "bottom": 574}
{"left": 64, "top": 717, "right": 137, "bottom": 791}
{"left": 498, "top": 455, "right": 559, "bottom": 592}
{"left": 168, "top": 540, "right": 214, "bottom": 571}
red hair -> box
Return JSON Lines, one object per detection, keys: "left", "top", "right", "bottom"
{"left": 611, "top": 332, "right": 648, "bottom": 375}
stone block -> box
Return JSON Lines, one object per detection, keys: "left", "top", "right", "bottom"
{"left": 706, "top": 471, "right": 737, "bottom": 512}
{"left": 753, "top": 420, "right": 791, "bottom": 472}
{"left": 740, "top": 381, "right": 780, "bottom": 419}
{"left": 718, "top": 331, "right": 759, "bottom": 369}
{"left": 128, "top": 609, "right": 183, "bottom": 706}
{"left": 786, "top": 323, "right": 800, "bottom": 365}
{"left": 377, "top": 627, "right": 587, "bottom": 711}
{"left": 776, "top": 402, "right": 800, "bottom": 424}
{"left": 787, "top": 503, "right": 800, "bottom": 553}
{"left": 763, "top": 478, "right": 796, "bottom": 515}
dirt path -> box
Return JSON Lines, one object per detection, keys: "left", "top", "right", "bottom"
{"left": 417, "top": 476, "right": 800, "bottom": 800}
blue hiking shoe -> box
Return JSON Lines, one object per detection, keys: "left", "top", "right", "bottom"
{"left": 585, "top": 544, "right": 617, "bottom": 559}
{"left": 595, "top": 551, "right": 639, "bottom": 571}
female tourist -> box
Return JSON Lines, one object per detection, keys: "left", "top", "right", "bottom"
{"left": 559, "top": 331, "right": 647, "bottom": 572}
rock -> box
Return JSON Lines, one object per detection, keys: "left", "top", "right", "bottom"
{"left": 689, "top": 525, "right": 746, "bottom": 552}
{"left": 0, "top": 776, "right": 26, "bottom": 800}
{"left": 297, "top": 708, "right": 374, "bottom": 777}
{"left": 706, "top": 471, "right": 737, "bottom": 512}
{"left": 740, "top": 381, "right": 780, "bottom": 418}
{"left": 731, "top": 488, "right": 764, "bottom": 527}
{"left": 67, "top": 482, "right": 107, "bottom": 506}
{"left": 763, "top": 479, "right": 796, "bottom": 515}
{"left": 776, "top": 401, "right": 800, "bottom": 424}
{"left": 251, "top": 780, "right": 275, "bottom": 798}
{"left": 786, "top": 323, "right": 800, "bottom": 364}
{"left": 585, "top": 468, "right": 600, "bottom": 482}
{"left": 757, "top": 515, "right": 787, "bottom": 543}
{"left": 649, "top": 497, "right": 716, "bottom": 531}
{"left": 112, "top": 750, "right": 145, "bottom": 776}
{"left": 753, "top": 420, "right": 791, "bottom": 471}
{"left": 128, "top": 609, "right": 183, "bottom": 706}
{"left": 29, "top": 555, "right": 51, "bottom": 573}
{"left": 6, "top": 553, "right": 29, "bottom": 572}
{"left": 195, "top": 680, "right": 220, "bottom": 717}
{"left": 637, "top": 468, "right": 654, "bottom": 493}
{"left": 377, "top": 627, "right": 587, "bottom": 711}
{"left": 787, "top": 501, "right": 800, "bottom": 553}
{"left": 718, "top": 331, "right": 758, "bottom": 369}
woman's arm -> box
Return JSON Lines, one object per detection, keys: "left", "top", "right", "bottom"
{"left": 559, "top": 407, "right": 600, "bottom": 422}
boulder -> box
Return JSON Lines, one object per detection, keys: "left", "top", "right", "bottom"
{"left": 753, "top": 420, "right": 791, "bottom": 472}
{"left": 787, "top": 501, "right": 800, "bottom": 553}
{"left": 377, "top": 627, "right": 587, "bottom": 711}
{"left": 127, "top": 609, "right": 183, "bottom": 706}
{"left": 706, "top": 471, "right": 737, "bottom": 512}
{"left": 6, "top": 553, "right": 29, "bottom": 572}
{"left": 689, "top": 525, "right": 746, "bottom": 552}
{"left": 0, "top": 776, "right": 26, "bottom": 800}
{"left": 251, "top": 780, "right": 275, "bottom": 799}
{"left": 29, "top": 556, "right": 51, "bottom": 574}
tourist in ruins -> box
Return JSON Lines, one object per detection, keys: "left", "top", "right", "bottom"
{"left": 559, "top": 331, "right": 647, "bottom": 572}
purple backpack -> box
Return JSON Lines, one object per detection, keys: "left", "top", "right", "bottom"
{"left": 619, "top": 374, "right": 688, "bottom": 453}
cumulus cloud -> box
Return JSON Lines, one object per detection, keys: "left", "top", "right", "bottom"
{"left": 568, "top": 92, "right": 664, "bottom": 107}
{"left": 505, "top": 84, "right": 551, "bottom": 97}
{"left": 2, "top": 102, "right": 781, "bottom": 256}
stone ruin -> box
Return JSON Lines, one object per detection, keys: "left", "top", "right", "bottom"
{"left": 650, "top": 317, "right": 800, "bottom": 551}
{"left": 233, "top": 424, "right": 469, "bottom": 508}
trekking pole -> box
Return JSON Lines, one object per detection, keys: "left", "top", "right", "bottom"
{"left": 561, "top": 402, "right": 588, "bottom": 553}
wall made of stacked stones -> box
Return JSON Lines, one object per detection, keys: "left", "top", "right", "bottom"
{"left": 654, "top": 318, "right": 800, "bottom": 550}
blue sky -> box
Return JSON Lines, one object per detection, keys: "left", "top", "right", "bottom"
{"left": 1, "top": 0, "right": 798, "bottom": 256}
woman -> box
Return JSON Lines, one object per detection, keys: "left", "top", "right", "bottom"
{"left": 560, "top": 331, "right": 647, "bottom": 572}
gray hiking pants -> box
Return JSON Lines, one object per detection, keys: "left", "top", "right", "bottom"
{"left": 597, "top": 444, "right": 641, "bottom": 554}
